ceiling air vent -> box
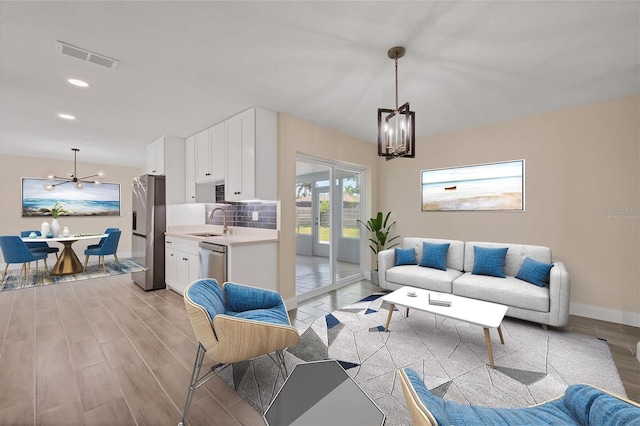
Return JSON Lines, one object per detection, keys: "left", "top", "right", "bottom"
{"left": 55, "top": 41, "right": 119, "bottom": 69}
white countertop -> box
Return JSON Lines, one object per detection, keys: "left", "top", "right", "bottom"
{"left": 165, "top": 225, "right": 278, "bottom": 246}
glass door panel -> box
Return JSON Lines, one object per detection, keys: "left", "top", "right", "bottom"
{"left": 334, "top": 169, "right": 361, "bottom": 282}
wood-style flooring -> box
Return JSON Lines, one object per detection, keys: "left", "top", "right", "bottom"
{"left": 0, "top": 275, "right": 637, "bottom": 425}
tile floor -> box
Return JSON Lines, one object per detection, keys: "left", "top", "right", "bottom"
{"left": 0, "top": 275, "right": 637, "bottom": 426}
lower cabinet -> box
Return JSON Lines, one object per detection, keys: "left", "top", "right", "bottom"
{"left": 165, "top": 236, "right": 199, "bottom": 295}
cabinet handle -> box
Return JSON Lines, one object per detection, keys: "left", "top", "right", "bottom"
{"left": 205, "top": 173, "right": 211, "bottom": 176}
{"left": 234, "top": 191, "right": 241, "bottom": 195}
{"left": 183, "top": 257, "right": 188, "bottom": 261}
{"left": 191, "top": 196, "right": 195, "bottom": 199}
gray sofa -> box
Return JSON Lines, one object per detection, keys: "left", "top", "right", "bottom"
{"left": 378, "top": 237, "right": 570, "bottom": 327}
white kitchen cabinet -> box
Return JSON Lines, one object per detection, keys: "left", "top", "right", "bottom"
{"left": 195, "top": 123, "right": 225, "bottom": 184}
{"left": 165, "top": 236, "right": 199, "bottom": 295}
{"left": 147, "top": 137, "right": 165, "bottom": 176}
{"left": 165, "top": 239, "right": 177, "bottom": 288}
{"left": 185, "top": 136, "right": 197, "bottom": 203}
{"left": 146, "top": 135, "right": 186, "bottom": 204}
{"left": 225, "top": 107, "right": 277, "bottom": 202}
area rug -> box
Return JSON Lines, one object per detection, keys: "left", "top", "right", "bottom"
{"left": 0, "top": 258, "right": 147, "bottom": 291}
{"left": 215, "top": 293, "right": 627, "bottom": 425}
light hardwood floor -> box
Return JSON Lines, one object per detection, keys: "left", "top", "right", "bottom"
{"left": 0, "top": 275, "right": 637, "bottom": 425}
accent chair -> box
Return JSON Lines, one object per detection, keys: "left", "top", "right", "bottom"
{"left": 398, "top": 367, "right": 640, "bottom": 425}
{"left": 0, "top": 235, "right": 49, "bottom": 285}
{"left": 86, "top": 227, "right": 119, "bottom": 250}
{"left": 179, "top": 278, "right": 300, "bottom": 426}
{"left": 20, "top": 230, "right": 60, "bottom": 259}
{"left": 83, "top": 230, "right": 121, "bottom": 273}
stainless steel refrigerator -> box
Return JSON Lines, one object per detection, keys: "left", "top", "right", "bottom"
{"left": 132, "top": 174, "right": 166, "bottom": 290}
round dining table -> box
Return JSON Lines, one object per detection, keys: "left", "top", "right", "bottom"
{"left": 21, "top": 234, "right": 107, "bottom": 275}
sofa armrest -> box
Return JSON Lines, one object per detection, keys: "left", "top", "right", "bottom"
{"left": 378, "top": 248, "right": 395, "bottom": 289}
{"left": 548, "top": 260, "right": 570, "bottom": 327}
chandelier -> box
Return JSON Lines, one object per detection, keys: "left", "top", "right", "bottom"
{"left": 43, "top": 148, "right": 105, "bottom": 190}
{"left": 378, "top": 46, "right": 415, "bottom": 159}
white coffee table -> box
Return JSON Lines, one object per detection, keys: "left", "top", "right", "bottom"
{"left": 382, "top": 286, "right": 508, "bottom": 368}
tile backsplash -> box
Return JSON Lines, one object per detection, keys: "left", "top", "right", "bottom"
{"left": 205, "top": 201, "right": 277, "bottom": 230}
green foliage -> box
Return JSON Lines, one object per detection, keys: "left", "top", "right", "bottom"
{"left": 319, "top": 200, "right": 330, "bottom": 213}
{"left": 358, "top": 212, "right": 399, "bottom": 266}
{"left": 48, "top": 201, "right": 70, "bottom": 219}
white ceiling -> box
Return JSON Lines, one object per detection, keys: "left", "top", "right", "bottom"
{"left": 1, "top": 1, "right": 638, "bottom": 168}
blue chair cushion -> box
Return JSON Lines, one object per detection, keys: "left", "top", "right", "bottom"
{"left": 564, "top": 384, "right": 640, "bottom": 425}
{"left": 187, "top": 279, "right": 226, "bottom": 322}
{"left": 225, "top": 282, "right": 291, "bottom": 326}
{"left": 404, "top": 368, "right": 640, "bottom": 426}
{"left": 472, "top": 246, "right": 508, "bottom": 278}
{"left": 419, "top": 242, "right": 450, "bottom": 271}
{"left": 516, "top": 257, "right": 554, "bottom": 287}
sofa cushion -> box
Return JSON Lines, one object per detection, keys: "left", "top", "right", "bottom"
{"left": 453, "top": 273, "right": 550, "bottom": 312}
{"left": 419, "top": 242, "right": 450, "bottom": 271}
{"left": 386, "top": 265, "right": 462, "bottom": 293}
{"left": 395, "top": 247, "right": 417, "bottom": 265}
{"left": 564, "top": 384, "right": 640, "bottom": 426}
{"left": 516, "top": 257, "right": 554, "bottom": 287}
{"left": 472, "top": 246, "right": 508, "bottom": 278}
{"left": 464, "top": 241, "right": 552, "bottom": 277}
{"left": 404, "top": 237, "right": 465, "bottom": 271}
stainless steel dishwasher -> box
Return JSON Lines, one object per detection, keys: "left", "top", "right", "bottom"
{"left": 198, "top": 241, "right": 228, "bottom": 285}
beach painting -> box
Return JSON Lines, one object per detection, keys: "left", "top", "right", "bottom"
{"left": 22, "top": 178, "right": 121, "bottom": 217}
{"left": 421, "top": 160, "right": 524, "bottom": 211}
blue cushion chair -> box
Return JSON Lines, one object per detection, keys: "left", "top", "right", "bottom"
{"left": 0, "top": 235, "right": 49, "bottom": 285}
{"left": 179, "top": 278, "right": 300, "bottom": 426}
{"left": 20, "top": 230, "right": 59, "bottom": 259}
{"left": 86, "top": 227, "right": 119, "bottom": 250}
{"left": 398, "top": 368, "right": 640, "bottom": 425}
{"left": 83, "top": 230, "right": 121, "bottom": 273}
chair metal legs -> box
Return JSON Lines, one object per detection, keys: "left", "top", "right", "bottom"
{"left": 178, "top": 343, "right": 223, "bottom": 426}
{"left": 268, "top": 349, "right": 289, "bottom": 382}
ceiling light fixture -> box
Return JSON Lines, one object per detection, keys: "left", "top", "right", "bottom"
{"left": 58, "top": 113, "right": 76, "bottom": 120}
{"left": 378, "top": 46, "right": 415, "bottom": 160}
{"left": 68, "top": 78, "right": 89, "bottom": 87}
{"left": 43, "top": 148, "right": 105, "bottom": 191}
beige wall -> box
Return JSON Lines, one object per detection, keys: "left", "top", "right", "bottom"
{"left": 378, "top": 96, "right": 639, "bottom": 323}
{"left": 0, "top": 154, "right": 144, "bottom": 261}
{"left": 277, "top": 113, "right": 380, "bottom": 301}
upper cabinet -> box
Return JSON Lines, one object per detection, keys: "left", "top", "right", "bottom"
{"left": 225, "top": 107, "right": 277, "bottom": 202}
{"left": 146, "top": 135, "right": 186, "bottom": 204}
{"left": 195, "top": 123, "right": 225, "bottom": 183}
{"left": 147, "top": 137, "right": 165, "bottom": 176}
{"left": 185, "top": 136, "right": 197, "bottom": 203}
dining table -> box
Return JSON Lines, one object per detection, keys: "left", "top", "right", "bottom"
{"left": 21, "top": 233, "right": 107, "bottom": 275}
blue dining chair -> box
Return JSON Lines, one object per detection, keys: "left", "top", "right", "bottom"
{"left": 86, "top": 228, "right": 120, "bottom": 250}
{"left": 83, "top": 230, "right": 121, "bottom": 273}
{"left": 20, "top": 230, "right": 60, "bottom": 259}
{"left": 0, "top": 236, "right": 49, "bottom": 285}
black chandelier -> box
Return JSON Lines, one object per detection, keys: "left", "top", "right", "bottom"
{"left": 43, "top": 148, "right": 105, "bottom": 191}
{"left": 378, "top": 46, "right": 415, "bottom": 160}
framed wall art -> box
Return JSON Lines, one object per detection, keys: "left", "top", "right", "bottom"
{"left": 421, "top": 160, "right": 524, "bottom": 211}
{"left": 21, "top": 177, "right": 121, "bottom": 217}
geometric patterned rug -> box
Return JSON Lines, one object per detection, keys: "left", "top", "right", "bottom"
{"left": 0, "top": 258, "right": 147, "bottom": 292}
{"left": 215, "top": 293, "right": 627, "bottom": 425}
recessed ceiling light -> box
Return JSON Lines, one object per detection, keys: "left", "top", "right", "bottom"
{"left": 58, "top": 113, "right": 76, "bottom": 120}
{"left": 68, "top": 78, "right": 89, "bottom": 87}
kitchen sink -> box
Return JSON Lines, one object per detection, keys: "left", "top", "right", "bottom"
{"left": 187, "top": 232, "right": 223, "bottom": 237}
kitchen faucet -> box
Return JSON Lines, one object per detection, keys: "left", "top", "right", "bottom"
{"left": 209, "top": 207, "right": 230, "bottom": 234}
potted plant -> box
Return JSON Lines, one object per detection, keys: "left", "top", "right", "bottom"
{"left": 358, "top": 211, "right": 399, "bottom": 285}
{"left": 47, "top": 201, "right": 70, "bottom": 237}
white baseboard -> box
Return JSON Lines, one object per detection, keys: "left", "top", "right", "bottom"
{"left": 284, "top": 297, "right": 297, "bottom": 311}
{"left": 570, "top": 302, "right": 640, "bottom": 327}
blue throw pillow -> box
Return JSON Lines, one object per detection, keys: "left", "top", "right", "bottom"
{"left": 472, "top": 246, "right": 508, "bottom": 278}
{"left": 516, "top": 257, "right": 554, "bottom": 287}
{"left": 395, "top": 248, "right": 416, "bottom": 266}
{"left": 419, "top": 242, "right": 450, "bottom": 271}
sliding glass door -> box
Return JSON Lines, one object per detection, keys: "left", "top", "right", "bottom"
{"left": 295, "top": 157, "right": 364, "bottom": 299}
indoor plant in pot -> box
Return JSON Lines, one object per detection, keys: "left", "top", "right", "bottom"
{"left": 47, "top": 201, "right": 70, "bottom": 237}
{"left": 358, "top": 211, "right": 399, "bottom": 285}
